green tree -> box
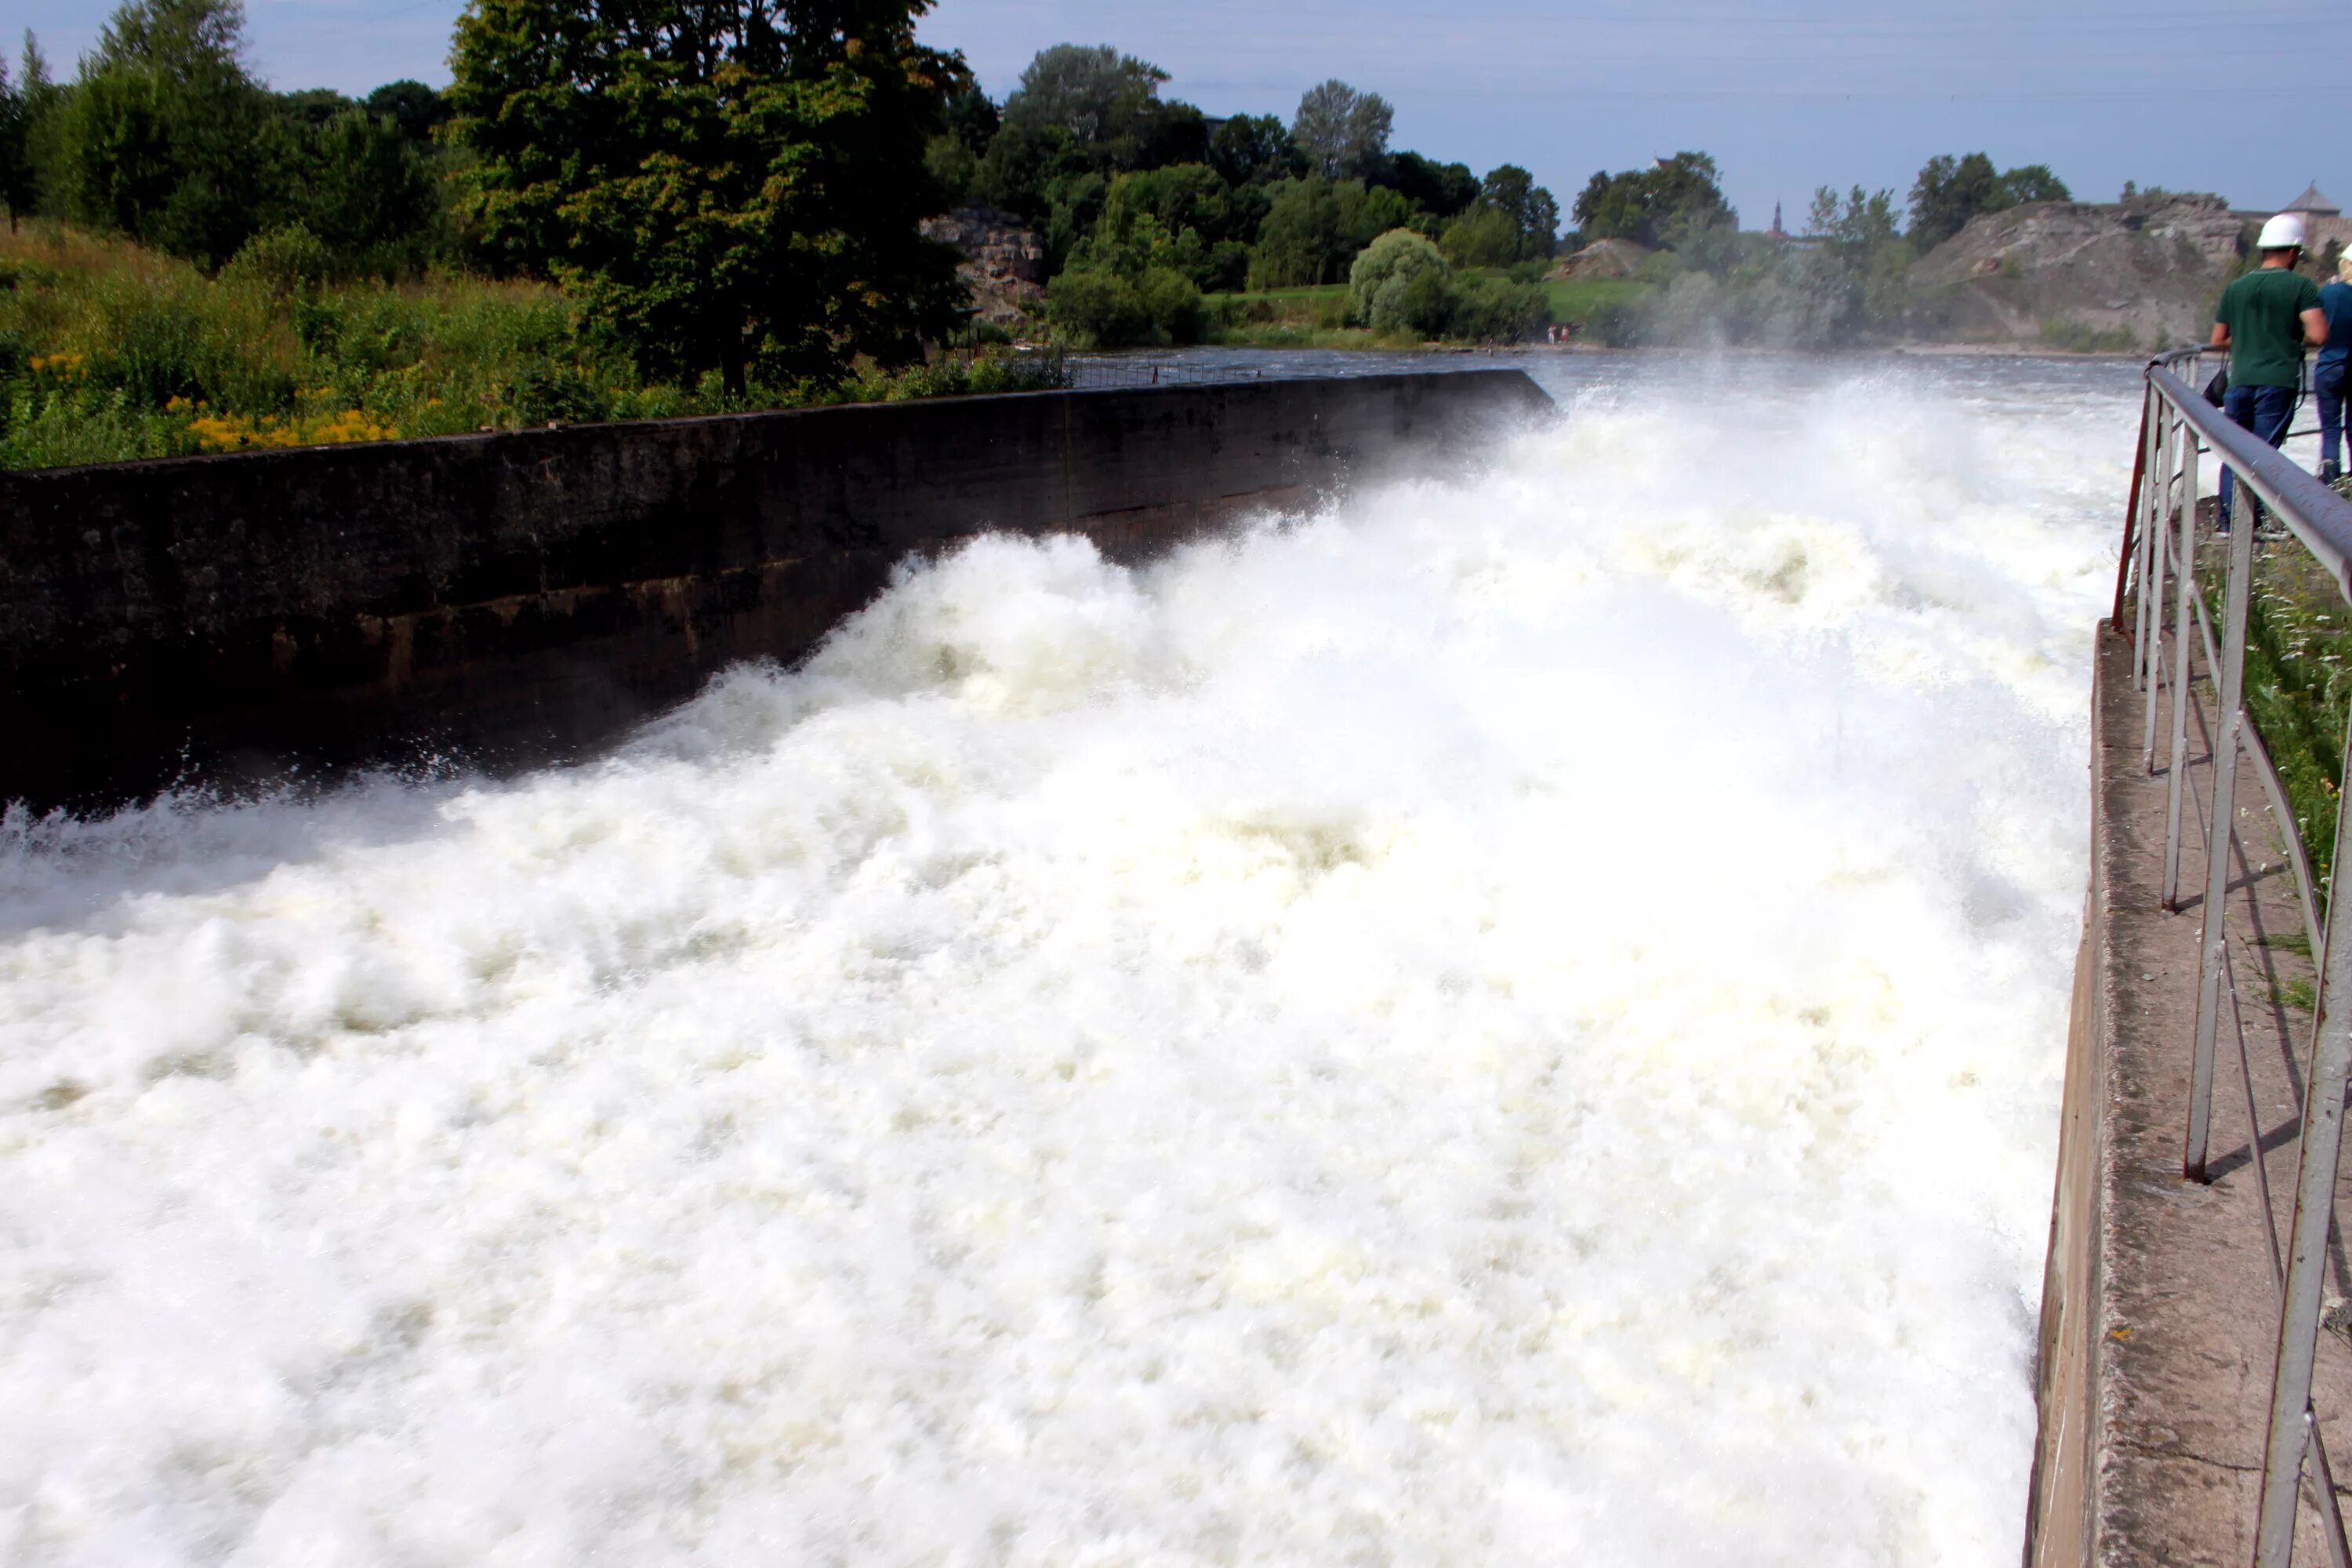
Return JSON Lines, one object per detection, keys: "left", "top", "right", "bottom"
{"left": 364, "top": 79, "right": 450, "bottom": 145}
{"left": 1289, "top": 79, "right": 1390, "bottom": 181}
{"left": 942, "top": 85, "right": 997, "bottom": 154}
{"left": 975, "top": 118, "right": 1079, "bottom": 220}
{"left": 1382, "top": 151, "right": 1476, "bottom": 218}
{"left": 999, "top": 44, "right": 1195, "bottom": 173}
{"left": 1907, "top": 154, "right": 2067, "bottom": 249}
{"left": 1478, "top": 163, "right": 1559, "bottom": 259}
{"left": 9, "top": 34, "right": 58, "bottom": 223}
{"left": 1090, "top": 159, "right": 1261, "bottom": 287}
{"left": 1808, "top": 183, "right": 1900, "bottom": 258}
{"left": 448, "top": 0, "right": 966, "bottom": 397}
{"left": 1209, "top": 112, "right": 1299, "bottom": 187}
{"left": 1047, "top": 196, "right": 1204, "bottom": 346}
{"left": 1105, "top": 162, "right": 1258, "bottom": 246}
{"left": 1439, "top": 202, "right": 1518, "bottom": 267}
{"left": 923, "top": 85, "right": 996, "bottom": 205}
{"left": 1350, "top": 183, "right": 1414, "bottom": 249}
{"left": 1349, "top": 227, "right": 1446, "bottom": 332}
{"left": 1248, "top": 174, "right": 1384, "bottom": 287}
{"left": 1573, "top": 152, "right": 1730, "bottom": 249}
{"left": 51, "top": 0, "right": 282, "bottom": 264}
{"left": 0, "top": 52, "right": 29, "bottom": 230}
{"left": 1907, "top": 152, "right": 1998, "bottom": 249}
{"left": 1796, "top": 183, "right": 1912, "bottom": 342}
{"left": 1996, "top": 162, "right": 2070, "bottom": 205}
{"left": 283, "top": 105, "right": 440, "bottom": 268}
{"left": 279, "top": 87, "right": 358, "bottom": 128}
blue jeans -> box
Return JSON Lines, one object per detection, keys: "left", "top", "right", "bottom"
{"left": 2318, "top": 358, "right": 2347, "bottom": 480}
{"left": 2218, "top": 382, "right": 2296, "bottom": 527}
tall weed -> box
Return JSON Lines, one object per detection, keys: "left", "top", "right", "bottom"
{"left": 0, "top": 222, "right": 1064, "bottom": 470}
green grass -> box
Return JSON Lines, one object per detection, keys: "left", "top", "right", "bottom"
{"left": 2037, "top": 316, "right": 2140, "bottom": 354}
{"left": 1540, "top": 276, "right": 1654, "bottom": 323}
{"left": 0, "top": 222, "right": 1063, "bottom": 472}
{"left": 1200, "top": 284, "right": 1388, "bottom": 348}
{"left": 1210, "top": 283, "right": 1351, "bottom": 305}
{"left": 2196, "top": 529, "right": 2352, "bottom": 898}
{"left": 1205, "top": 323, "right": 1395, "bottom": 349}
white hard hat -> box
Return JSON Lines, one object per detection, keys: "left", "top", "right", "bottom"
{"left": 2258, "top": 212, "right": 2308, "bottom": 250}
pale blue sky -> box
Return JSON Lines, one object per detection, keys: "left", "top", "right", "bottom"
{"left": 9, "top": 0, "right": 2348, "bottom": 227}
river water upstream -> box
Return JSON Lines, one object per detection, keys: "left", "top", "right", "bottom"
{"left": 2, "top": 352, "right": 2140, "bottom": 1565}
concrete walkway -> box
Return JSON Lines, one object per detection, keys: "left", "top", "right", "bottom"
{"left": 2037, "top": 619, "right": 2352, "bottom": 1565}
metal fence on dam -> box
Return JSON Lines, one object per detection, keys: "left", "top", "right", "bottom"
{"left": 2034, "top": 347, "right": 2352, "bottom": 1568}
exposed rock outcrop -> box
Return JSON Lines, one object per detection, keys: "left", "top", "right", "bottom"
{"left": 1907, "top": 194, "right": 2249, "bottom": 347}
{"left": 1553, "top": 238, "right": 1652, "bottom": 281}
{"left": 920, "top": 207, "right": 1048, "bottom": 330}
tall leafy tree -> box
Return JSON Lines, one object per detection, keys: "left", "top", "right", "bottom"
{"left": 1907, "top": 152, "right": 1998, "bottom": 249}
{"left": 1479, "top": 164, "right": 1558, "bottom": 260}
{"left": 0, "top": 52, "right": 28, "bottom": 230}
{"left": 997, "top": 44, "right": 1190, "bottom": 172}
{"left": 9, "top": 34, "right": 57, "bottom": 227}
{"left": 1382, "top": 151, "right": 1476, "bottom": 219}
{"left": 365, "top": 79, "right": 451, "bottom": 145}
{"left": 51, "top": 0, "right": 280, "bottom": 263}
{"left": 283, "top": 106, "right": 440, "bottom": 267}
{"left": 1995, "top": 162, "right": 2069, "bottom": 205}
{"left": 1208, "top": 113, "right": 1296, "bottom": 188}
{"left": 448, "top": 0, "right": 967, "bottom": 396}
{"left": 1290, "top": 80, "right": 1390, "bottom": 181}
{"left": 1573, "top": 151, "right": 1730, "bottom": 250}
{"left": 1907, "top": 153, "right": 2066, "bottom": 250}
{"left": 1247, "top": 174, "right": 1393, "bottom": 286}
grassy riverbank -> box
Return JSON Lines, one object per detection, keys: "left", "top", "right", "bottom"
{"left": 2205, "top": 492, "right": 2352, "bottom": 897}
{"left": 1200, "top": 274, "right": 1662, "bottom": 350}
{"left": 0, "top": 224, "right": 1063, "bottom": 472}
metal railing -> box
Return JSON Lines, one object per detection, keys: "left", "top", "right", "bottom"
{"left": 2122, "top": 343, "right": 2352, "bottom": 1566}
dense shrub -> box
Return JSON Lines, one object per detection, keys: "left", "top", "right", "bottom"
{"left": 1045, "top": 263, "right": 1202, "bottom": 347}
{"left": 1443, "top": 272, "right": 1548, "bottom": 342}
{"left": 1348, "top": 228, "right": 1446, "bottom": 328}
{"left": 1439, "top": 204, "right": 1519, "bottom": 268}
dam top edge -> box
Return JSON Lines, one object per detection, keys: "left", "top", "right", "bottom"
{"left": 0, "top": 368, "right": 1555, "bottom": 488}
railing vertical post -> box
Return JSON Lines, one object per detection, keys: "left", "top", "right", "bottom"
{"left": 2145, "top": 398, "right": 2177, "bottom": 771}
{"left": 2165, "top": 402, "right": 2201, "bottom": 909}
{"left": 2136, "top": 385, "right": 2162, "bottom": 688}
{"left": 2115, "top": 379, "right": 2154, "bottom": 629}
{"left": 2255, "top": 691, "right": 2352, "bottom": 1566}
{"left": 2186, "top": 481, "right": 2256, "bottom": 1183}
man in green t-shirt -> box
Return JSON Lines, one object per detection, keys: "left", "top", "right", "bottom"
{"left": 2210, "top": 212, "right": 2328, "bottom": 526}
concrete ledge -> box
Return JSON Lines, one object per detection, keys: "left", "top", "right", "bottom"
{"left": 2026, "top": 619, "right": 2352, "bottom": 1565}
{"left": 0, "top": 371, "right": 1550, "bottom": 810}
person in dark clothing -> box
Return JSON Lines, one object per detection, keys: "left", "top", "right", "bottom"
{"left": 2318, "top": 250, "right": 2352, "bottom": 485}
{"left": 2211, "top": 213, "right": 2328, "bottom": 527}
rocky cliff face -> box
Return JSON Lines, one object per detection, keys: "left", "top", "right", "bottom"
{"left": 1907, "top": 194, "right": 2249, "bottom": 347}
{"left": 919, "top": 208, "right": 1048, "bottom": 331}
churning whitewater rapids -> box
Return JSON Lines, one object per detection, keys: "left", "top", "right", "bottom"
{"left": 1, "top": 354, "right": 2138, "bottom": 1566}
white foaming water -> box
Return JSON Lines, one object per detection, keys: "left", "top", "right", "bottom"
{"left": 1, "top": 359, "right": 2132, "bottom": 1566}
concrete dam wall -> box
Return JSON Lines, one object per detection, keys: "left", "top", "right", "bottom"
{"left": 0, "top": 370, "right": 1550, "bottom": 811}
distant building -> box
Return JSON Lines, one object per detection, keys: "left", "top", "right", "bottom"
{"left": 1767, "top": 201, "right": 1788, "bottom": 241}
{"left": 2285, "top": 181, "right": 2340, "bottom": 220}
{"left": 2263, "top": 182, "right": 2350, "bottom": 255}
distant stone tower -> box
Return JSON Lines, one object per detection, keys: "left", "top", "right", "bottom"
{"left": 1767, "top": 201, "right": 1788, "bottom": 241}
{"left": 2283, "top": 181, "right": 2350, "bottom": 255}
